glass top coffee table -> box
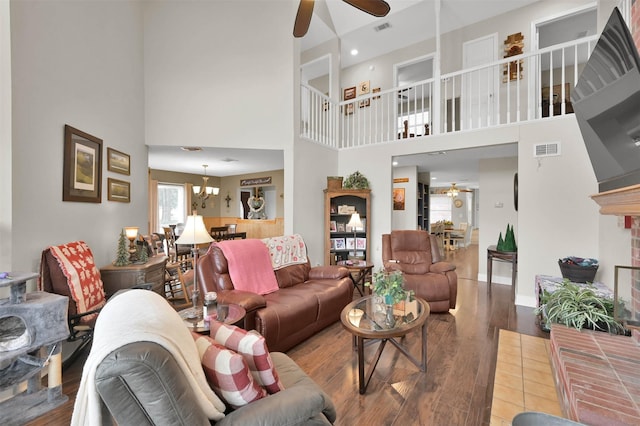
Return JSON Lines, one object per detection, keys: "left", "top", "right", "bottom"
{"left": 179, "top": 303, "right": 246, "bottom": 333}
{"left": 340, "top": 295, "right": 430, "bottom": 394}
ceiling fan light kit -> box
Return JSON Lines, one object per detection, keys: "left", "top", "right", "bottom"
{"left": 293, "top": 0, "right": 391, "bottom": 37}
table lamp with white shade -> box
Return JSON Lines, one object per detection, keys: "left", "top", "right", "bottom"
{"left": 175, "top": 214, "right": 214, "bottom": 311}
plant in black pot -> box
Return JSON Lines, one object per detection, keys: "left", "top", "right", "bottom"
{"left": 558, "top": 256, "right": 598, "bottom": 283}
{"left": 535, "top": 279, "right": 626, "bottom": 334}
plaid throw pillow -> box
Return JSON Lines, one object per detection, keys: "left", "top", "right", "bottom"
{"left": 209, "top": 322, "right": 285, "bottom": 394}
{"left": 192, "top": 332, "right": 266, "bottom": 408}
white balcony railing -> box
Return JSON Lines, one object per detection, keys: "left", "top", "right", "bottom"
{"left": 300, "top": 35, "right": 598, "bottom": 149}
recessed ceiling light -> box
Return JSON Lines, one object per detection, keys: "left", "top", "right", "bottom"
{"left": 392, "top": 161, "right": 398, "bottom": 166}
{"left": 432, "top": 177, "right": 437, "bottom": 180}
{"left": 350, "top": 49, "right": 358, "bottom": 56}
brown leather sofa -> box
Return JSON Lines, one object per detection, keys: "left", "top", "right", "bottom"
{"left": 197, "top": 242, "right": 353, "bottom": 352}
{"left": 382, "top": 230, "right": 457, "bottom": 313}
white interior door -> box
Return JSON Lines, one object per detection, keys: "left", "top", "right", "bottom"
{"left": 462, "top": 34, "right": 498, "bottom": 130}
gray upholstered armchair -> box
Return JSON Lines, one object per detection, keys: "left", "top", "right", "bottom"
{"left": 96, "top": 342, "right": 337, "bottom": 425}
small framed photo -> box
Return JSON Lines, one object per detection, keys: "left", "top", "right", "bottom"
{"left": 337, "top": 222, "right": 346, "bottom": 232}
{"left": 356, "top": 237, "right": 367, "bottom": 250}
{"left": 345, "top": 102, "right": 354, "bottom": 116}
{"left": 107, "top": 147, "right": 130, "bottom": 175}
{"left": 358, "top": 80, "right": 370, "bottom": 96}
{"left": 343, "top": 86, "right": 356, "bottom": 100}
{"left": 346, "top": 238, "right": 355, "bottom": 250}
{"left": 330, "top": 220, "right": 337, "bottom": 232}
{"left": 107, "top": 178, "right": 130, "bottom": 203}
{"left": 334, "top": 238, "right": 346, "bottom": 250}
{"left": 359, "top": 98, "right": 370, "bottom": 108}
{"left": 372, "top": 87, "right": 381, "bottom": 100}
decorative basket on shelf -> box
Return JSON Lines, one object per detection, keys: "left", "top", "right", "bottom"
{"left": 327, "top": 176, "right": 343, "bottom": 191}
{"left": 558, "top": 257, "right": 598, "bottom": 283}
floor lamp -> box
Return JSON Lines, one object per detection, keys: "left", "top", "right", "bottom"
{"left": 175, "top": 214, "right": 213, "bottom": 313}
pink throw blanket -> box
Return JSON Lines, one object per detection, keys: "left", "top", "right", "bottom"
{"left": 216, "top": 239, "right": 279, "bottom": 295}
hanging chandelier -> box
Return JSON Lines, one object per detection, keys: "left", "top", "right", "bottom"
{"left": 446, "top": 183, "right": 460, "bottom": 198}
{"left": 193, "top": 164, "right": 219, "bottom": 208}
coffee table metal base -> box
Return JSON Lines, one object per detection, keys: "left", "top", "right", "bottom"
{"left": 356, "top": 322, "right": 427, "bottom": 394}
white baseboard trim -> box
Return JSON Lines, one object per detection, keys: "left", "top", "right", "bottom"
{"left": 477, "top": 273, "right": 513, "bottom": 286}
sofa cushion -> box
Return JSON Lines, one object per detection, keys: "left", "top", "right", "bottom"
{"left": 274, "top": 263, "right": 310, "bottom": 289}
{"left": 209, "top": 322, "right": 285, "bottom": 394}
{"left": 192, "top": 332, "right": 267, "bottom": 408}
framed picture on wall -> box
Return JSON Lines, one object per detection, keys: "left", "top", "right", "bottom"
{"left": 63, "top": 125, "right": 103, "bottom": 203}
{"left": 107, "top": 147, "right": 130, "bottom": 175}
{"left": 330, "top": 220, "right": 337, "bottom": 232}
{"left": 107, "top": 178, "right": 130, "bottom": 203}
{"left": 393, "top": 187, "right": 405, "bottom": 210}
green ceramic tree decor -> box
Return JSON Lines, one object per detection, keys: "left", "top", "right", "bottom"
{"left": 497, "top": 224, "right": 517, "bottom": 252}
{"left": 114, "top": 229, "right": 131, "bottom": 266}
{"left": 137, "top": 241, "right": 149, "bottom": 264}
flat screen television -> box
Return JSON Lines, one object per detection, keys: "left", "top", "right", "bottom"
{"left": 572, "top": 7, "right": 640, "bottom": 193}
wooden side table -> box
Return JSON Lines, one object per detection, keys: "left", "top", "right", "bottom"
{"left": 487, "top": 245, "right": 517, "bottom": 298}
{"left": 100, "top": 255, "right": 167, "bottom": 298}
{"left": 337, "top": 260, "right": 374, "bottom": 296}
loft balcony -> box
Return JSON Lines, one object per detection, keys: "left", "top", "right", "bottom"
{"left": 300, "top": 36, "right": 598, "bottom": 149}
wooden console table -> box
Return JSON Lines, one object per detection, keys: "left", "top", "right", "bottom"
{"left": 487, "top": 245, "right": 517, "bottom": 298}
{"left": 100, "top": 255, "right": 167, "bottom": 298}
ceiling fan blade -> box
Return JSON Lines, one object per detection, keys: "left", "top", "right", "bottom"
{"left": 342, "top": 0, "right": 390, "bottom": 17}
{"left": 293, "top": 0, "right": 315, "bottom": 38}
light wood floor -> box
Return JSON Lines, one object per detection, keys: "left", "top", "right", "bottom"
{"left": 25, "top": 238, "right": 548, "bottom": 426}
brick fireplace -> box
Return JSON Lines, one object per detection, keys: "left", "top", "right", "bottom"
{"left": 548, "top": 185, "right": 640, "bottom": 425}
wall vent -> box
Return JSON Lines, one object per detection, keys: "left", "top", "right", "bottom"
{"left": 534, "top": 142, "right": 560, "bottom": 157}
{"left": 374, "top": 22, "right": 391, "bottom": 32}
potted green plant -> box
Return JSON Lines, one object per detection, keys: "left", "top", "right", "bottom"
{"left": 343, "top": 171, "right": 370, "bottom": 189}
{"left": 368, "top": 269, "right": 407, "bottom": 305}
{"left": 535, "top": 279, "right": 625, "bottom": 334}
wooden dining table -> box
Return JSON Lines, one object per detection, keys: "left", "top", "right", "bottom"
{"left": 442, "top": 229, "right": 464, "bottom": 250}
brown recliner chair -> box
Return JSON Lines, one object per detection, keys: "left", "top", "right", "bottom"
{"left": 382, "top": 230, "right": 457, "bottom": 312}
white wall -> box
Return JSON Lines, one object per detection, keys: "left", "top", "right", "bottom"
{"left": 322, "top": 115, "right": 614, "bottom": 308}
{"left": 143, "top": 1, "right": 295, "bottom": 152}
{"left": 392, "top": 166, "right": 418, "bottom": 230}
{"left": 292, "top": 138, "right": 340, "bottom": 265}
{"left": 517, "top": 116, "right": 600, "bottom": 306}
{"left": 477, "top": 157, "right": 518, "bottom": 284}
{"left": 1, "top": 0, "right": 12, "bottom": 272}
{"left": 9, "top": 1, "right": 147, "bottom": 287}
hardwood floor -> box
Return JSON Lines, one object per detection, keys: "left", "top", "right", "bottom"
{"left": 24, "top": 240, "right": 547, "bottom": 426}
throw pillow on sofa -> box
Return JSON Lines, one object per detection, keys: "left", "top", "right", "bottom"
{"left": 192, "top": 332, "right": 267, "bottom": 409}
{"left": 209, "top": 322, "right": 285, "bottom": 394}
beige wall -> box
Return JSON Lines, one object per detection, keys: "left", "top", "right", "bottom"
{"left": 149, "top": 168, "right": 285, "bottom": 220}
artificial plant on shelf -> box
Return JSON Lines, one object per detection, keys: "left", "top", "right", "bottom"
{"left": 113, "top": 229, "right": 131, "bottom": 266}
{"left": 343, "top": 171, "right": 370, "bottom": 189}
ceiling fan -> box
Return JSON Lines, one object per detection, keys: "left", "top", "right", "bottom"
{"left": 294, "top": 0, "right": 391, "bottom": 38}
{"left": 441, "top": 183, "right": 473, "bottom": 197}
